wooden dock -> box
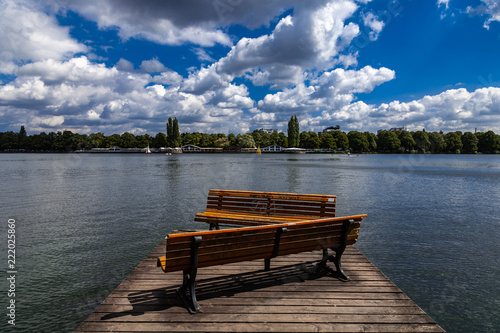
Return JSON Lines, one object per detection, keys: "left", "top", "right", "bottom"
{"left": 76, "top": 239, "right": 445, "bottom": 332}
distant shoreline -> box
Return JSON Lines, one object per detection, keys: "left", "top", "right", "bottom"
{"left": 1, "top": 150, "right": 497, "bottom": 155}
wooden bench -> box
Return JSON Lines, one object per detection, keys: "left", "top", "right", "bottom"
{"left": 195, "top": 189, "right": 337, "bottom": 229}
{"left": 157, "top": 214, "right": 366, "bottom": 313}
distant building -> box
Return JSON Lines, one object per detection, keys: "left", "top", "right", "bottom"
{"left": 389, "top": 126, "right": 407, "bottom": 132}
{"left": 259, "top": 128, "right": 278, "bottom": 135}
{"left": 283, "top": 147, "right": 306, "bottom": 154}
{"left": 160, "top": 147, "right": 182, "bottom": 153}
{"left": 89, "top": 146, "right": 144, "bottom": 153}
{"left": 262, "top": 145, "right": 284, "bottom": 152}
{"left": 377, "top": 126, "right": 407, "bottom": 134}
{"left": 182, "top": 144, "right": 202, "bottom": 152}
{"left": 319, "top": 126, "right": 340, "bottom": 136}
{"left": 182, "top": 144, "right": 222, "bottom": 153}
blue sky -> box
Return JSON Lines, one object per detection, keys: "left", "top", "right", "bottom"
{"left": 0, "top": 0, "right": 499, "bottom": 135}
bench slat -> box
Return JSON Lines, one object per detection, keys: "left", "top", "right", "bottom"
{"left": 208, "top": 189, "right": 337, "bottom": 202}
{"left": 206, "top": 197, "right": 337, "bottom": 207}
{"left": 196, "top": 211, "right": 332, "bottom": 222}
{"left": 204, "top": 206, "right": 336, "bottom": 216}
{"left": 173, "top": 215, "right": 364, "bottom": 241}
{"left": 165, "top": 224, "right": 351, "bottom": 259}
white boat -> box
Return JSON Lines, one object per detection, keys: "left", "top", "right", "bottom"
{"left": 145, "top": 145, "right": 152, "bottom": 154}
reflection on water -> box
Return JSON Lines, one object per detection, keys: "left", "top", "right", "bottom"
{"left": 0, "top": 153, "right": 499, "bottom": 332}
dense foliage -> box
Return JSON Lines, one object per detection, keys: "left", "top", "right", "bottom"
{"left": 1, "top": 126, "right": 499, "bottom": 154}
{"left": 287, "top": 115, "right": 300, "bottom": 148}
{"left": 166, "top": 117, "right": 181, "bottom": 147}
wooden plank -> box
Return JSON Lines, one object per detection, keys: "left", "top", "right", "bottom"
{"left": 93, "top": 304, "right": 428, "bottom": 315}
{"left": 77, "top": 322, "right": 444, "bottom": 332}
{"left": 83, "top": 311, "right": 437, "bottom": 324}
{"left": 98, "top": 296, "right": 419, "bottom": 307}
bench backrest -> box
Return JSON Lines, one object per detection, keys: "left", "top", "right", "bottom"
{"left": 162, "top": 214, "right": 365, "bottom": 273}
{"left": 205, "top": 189, "right": 337, "bottom": 218}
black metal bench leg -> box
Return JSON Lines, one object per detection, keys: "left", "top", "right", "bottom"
{"left": 315, "top": 249, "right": 335, "bottom": 275}
{"left": 178, "top": 270, "right": 201, "bottom": 314}
{"left": 331, "top": 248, "right": 349, "bottom": 281}
{"left": 314, "top": 249, "right": 349, "bottom": 281}
{"left": 177, "top": 236, "right": 203, "bottom": 314}
{"left": 314, "top": 219, "right": 353, "bottom": 281}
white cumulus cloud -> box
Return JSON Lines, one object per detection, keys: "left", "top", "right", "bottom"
{"left": 0, "top": 0, "right": 86, "bottom": 73}
{"left": 467, "top": 0, "right": 500, "bottom": 29}
{"left": 362, "top": 12, "right": 385, "bottom": 41}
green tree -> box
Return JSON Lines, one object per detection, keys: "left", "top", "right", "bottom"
{"left": 299, "top": 131, "right": 309, "bottom": 148}
{"left": 209, "top": 133, "right": 219, "bottom": 146}
{"left": 152, "top": 132, "right": 167, "bottom": 148}
{"left": 120, "top": 132, "right": 137, "bottom": 148}
{"left": 214, "top": 136, "right": 229, "bottom": 147}
{"left": 287, "top": 115, "right": 300, "bottom": 147}
{"left": 251, "top": 130, "right": 262, "bottom": 147}
{"left": 136, "top": 134, "right": 151, "bottom": 148}
{"left": 320, "top": 133, "right": 336, "bottom": 149}
{"left": 428, "top": 132, "right": 445, "bottom": 153}
{"left": 277, "top": 132, "right": 288, "bottom": 147}
{"left": 462, "top": 132, "right": 479, "bottom": 153}
{"left": 477, "top": 130, "right": 500, "bottom": 153}
{"left": 0, "top": 131, "right": 19, "bottom": 150}
{"left": 71, "top": 133, "right": 88, "bottom": 150}
{"left": 172, "top": 117, "right": 181, "bottom": 147}
{"left": 53, "top": 131, "right": 75, "bottom": 151}
{"left": 199, "top": 133, "right": 211, "bottom": 147}
{"left": 305, "top": 131, "right": 320, "bottom": 149}
{"left": 364, "top": 132, "right": 377, "bottom": 152}
{"left": 377, "top": 131, "right": 400, "bottom": 152}
{"left": 260, "top": 132, "right": 271, "bottom": 147}
{"left": 228, "top": 133, "right": 237, "bottom": 146}
{"left": 181, "top": 133, "right": 195, "bottom": 146}
{"left": 105, "top": 134, "right": 121, "bottom": 147}
{"left": 166, "top": 117, "right": 181, "bottom": 147}
{"left": 270, "top": 132, "right": 278, "bottom": 146}
{"left": 18, "top": 125, "right": 28, "bottom": 149}
{"left": 444, "top": 131, "right": 463, "bottom": 153}
{"left": 30, "top": 132, "right": 52, "bottom": 151}
{"left": 236, "top": 133, "right": 256, "bottom": 148}
{"left": 412, "top": 131, "right": 431, "bottom": 153}
{"left": 88, "top": 132, "right": 106, "bottom": 148}
{"left": 347, "top": 131, "right": 369, "bottom": 152}
{"left": 398, "top": 131, "right": 415, "bottom": 152}
{"left": 331, "top": 131, "right": 349, "bottom": 150}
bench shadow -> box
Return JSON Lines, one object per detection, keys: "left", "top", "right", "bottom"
{"left": 100, "top": 260, "right": 335, "bottom": 320}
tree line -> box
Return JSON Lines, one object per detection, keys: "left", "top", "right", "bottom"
{"left": 1, "top": 119, "right": 499, "bottom": 154}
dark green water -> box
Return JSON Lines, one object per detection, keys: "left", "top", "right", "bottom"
{"left": 1, "top": 153, "right": 499, "bottom": 332}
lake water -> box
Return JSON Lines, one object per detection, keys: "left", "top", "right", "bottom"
{"left": 1, "top": 153, "right": 499, "bottom": 332}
